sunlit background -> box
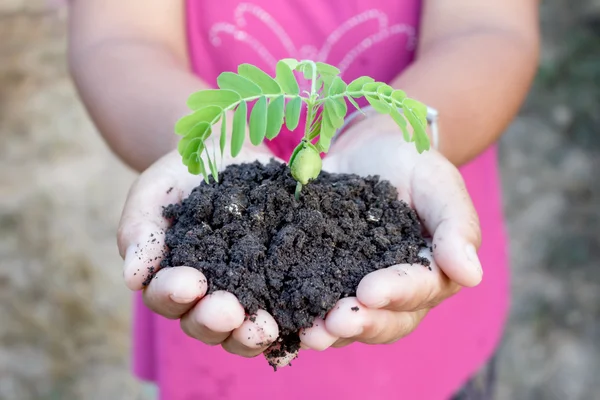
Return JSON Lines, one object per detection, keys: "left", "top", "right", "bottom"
{"left": 0, "top": 0, "right": 598, "bottom": 399}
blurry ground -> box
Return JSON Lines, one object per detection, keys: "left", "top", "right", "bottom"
{"left": 0, "top": 1, "right": 598, "bottom": 399}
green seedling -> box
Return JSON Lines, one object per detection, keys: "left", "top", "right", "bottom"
{"left": 175, "top": 59, "right": 431, "bottom": 198}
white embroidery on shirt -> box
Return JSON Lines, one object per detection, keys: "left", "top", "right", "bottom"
{"left": 234, "top": 3, "right": 298, "bottom": 56}
{"left": 209, "top": 3, "right": 416, "bottom": 75}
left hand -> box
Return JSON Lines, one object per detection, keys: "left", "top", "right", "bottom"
{"left": 298, "top": 115, "right": 483, "bottom": 351}
{"left": 117, "top": 140, "right": 290, "bottom": 364}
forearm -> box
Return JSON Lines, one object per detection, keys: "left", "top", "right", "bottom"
{"left": 390, "top": 29, "right": 539, "bottom": 166}
{"left": 69, "top": 39, "right": 206, "bottom": 172}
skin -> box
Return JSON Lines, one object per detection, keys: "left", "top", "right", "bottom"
{"left": 68, "top": 0, "right": 539, "bottom": 367}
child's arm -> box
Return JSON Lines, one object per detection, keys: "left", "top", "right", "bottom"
{"left": 67, "top": 0, "right": 207, "bottom": 172}
{"left": 388, "top": 0, "right": 540, "bottom": 166}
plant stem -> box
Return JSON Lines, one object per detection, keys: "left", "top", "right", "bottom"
{"left": 301, "top": 60, "right": 318, "bottom": 97}
{"left": 300, "top": 60, "right": 319, "bottom": 140}
{"left": 303, "top": 103, "right": 315, "bottom": 139}
{"left": 294, "top": 182, "right": 303, "bottom": 200}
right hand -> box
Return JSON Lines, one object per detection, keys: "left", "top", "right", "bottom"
{"left": 117, "top": 141, "right": 291, "bottom": 365}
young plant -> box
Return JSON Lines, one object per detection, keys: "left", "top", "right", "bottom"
{"left": 174, "top": 59, "right": 431, "bottom": 197}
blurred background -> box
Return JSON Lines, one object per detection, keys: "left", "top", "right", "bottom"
{"left": 0, "top": 0, "right": 598, "bottom": 399}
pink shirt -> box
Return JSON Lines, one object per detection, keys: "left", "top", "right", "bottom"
{"left": 133, "top": 1, "right": 510, "bottom": 398}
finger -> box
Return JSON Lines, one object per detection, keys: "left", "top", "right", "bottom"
{"left": 356, "top": 308, "right": 428, "bottom": 344}
{"left": 142, "top": 267, "right": 207, "bottom": 319}
{"left": 357, "top": 247, "right": 460, "bottom": 312}
{"left": 221, "top": 310, "right": 279, "bottom": 357}
{"left": 323, "top": 297, "right": 368, "bottom": 338}
{"left": 411, "top": 153, "right": 483, "bottom": 287}
{"left": 299, "top": 318, "right": 339, "bottom": 351}
{"left": 117, "top": 152, "right": 198, "bottom": 291}
{"left": 180, "top": 291, "right": 245, "bottom": 345}
{"left": 325, "top": 298, "right": 428, "bottom": 344}
{"left": 264, "top": 343, "right": 299, "bottom": 370}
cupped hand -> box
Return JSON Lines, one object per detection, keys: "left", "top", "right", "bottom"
{"left": 300, "top": 117, "right": 483, "bottom": 351}
{"left": 117, "top": 141, "right": 290, "bottom": 364}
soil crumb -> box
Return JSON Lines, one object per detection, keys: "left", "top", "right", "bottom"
{"left": 160, "top": 160, "right": 429, "bottom": 361}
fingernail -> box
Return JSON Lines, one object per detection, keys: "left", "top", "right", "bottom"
{"left": 169, "top": 293, "right": 198, "bottom": 304}
{"left": 123, "top": 245, "right": 137, "bottom": 270}
{"left": 347, "top": 322, "right": 364, "bottom": 337}
{"left": 465, "top": 244, "right": 483, "bottom": 276}
{"left": 371, "top": 298, "right": 389, "bottom": 309}
{"left": 123, "top": 245, "right": 141, "bottom": 291}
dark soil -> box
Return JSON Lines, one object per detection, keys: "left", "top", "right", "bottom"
{"left": 159, "top": 160, "right": 429, "bottom": 367}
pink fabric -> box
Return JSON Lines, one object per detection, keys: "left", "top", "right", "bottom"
{"left": 132, "top": 1, "right": 510, "bottom": 398}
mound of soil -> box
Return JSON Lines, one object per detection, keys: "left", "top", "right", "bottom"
{"left": 159, "top": 160, "right": 429, "bottom": 367}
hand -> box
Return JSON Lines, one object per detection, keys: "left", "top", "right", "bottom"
{"left": 299, "top": 116, "right": 483, "bottom": 351}
{"left": 117, "top": 141, "right": 289, "bottom": 364}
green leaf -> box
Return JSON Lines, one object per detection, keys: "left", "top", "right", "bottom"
{"left": 404, "top": 108, "right": 430, "bottom": 152}
{"left": 335, "top": 97, "right": 348, "bottom": 118}
{"left": 180, "top": 139, "right": 205, "bottom": 171}
{"left": 320, "top": 74, "right": 334, "bottom": 96}
{"left": 317, "top": 98, "right": 343, "bottom": 152}
{"left": 207, "top": 146, "right": 219, "bottom": 183}
{"left": 390, "top": 108, "right": 411, "bottom": 142}
{"left": 275, "top": 61, "right": 299, "bottom": 95}
{"left": 347, "top": 76, "right": 375, "bottom": 92}
{"left": 183, "top": 121, "right": 211, "bottom": 142}
{"left": 377, "top": 84, "right": 394, "bottom": 98}
{"left": 328, "top": 76, "right": 347, "bottom": 96}
{"left": 314, "top": 76, "right": 324, "bottom": 93}
{"left": 317, "top": 114, "right": 336, "bottom": 152}
{"left": 175, "top": 106, "right": 222, "bottom": 135}
{"left": 403, "top": 98, "right": 428, "bottom": 122}
{"left": 365, "top": 95, "right": 391, "bottom": 113}
{"left": 186, "top": 153, "right": 200, "bottom": 174}
{"left": 249, "top": 96, "right": 267, "bottom": 145}
{"left": 178, "top": 136, "right": 203, "bottom": 158}
{"left": 266, "top": 95, "right": 285, "bottom": 139}
{"left": 178, "top": 135, "right": 192, "bottom": 156}
{"left": 285, "top": 96, "right": 302, "bottom": 131}
{"left": 323, "top": 103, "right": 343, "bottom": 129}
{"left": 201, "top": 124, "right": 213, "bottom": 141}
{"left": 362, "top": 82, "right": 384, "bottom": 95}
{"left": 346, "top": 96, "right": 364, "bottom": 114}
{"left": 186, "top": 152, "right": 208, "bottom": 181}
{"left": 316, "top": 62, "right": 340, "bottom": 76}
{"left": 219, "top": 113, "right": 227, "bottom": 157}
{"left": 325, "top": 98, "right": 346, "bottom": 123}
{"left": 231, "top": 101, "right": 247, "bottom": 157}
{"left": 202, "top": 148, "right": 212, "bottom": 181}
{"left": 280, "top": 58, "right": 299, "bottom": 70}
{"left": 300, "top": 63, "right": 313, "bottom": 80}
{"left": 217, "top": 72, "right": 262, "bottom": 98}
{"left": 414, "top": 129, "right": 430, "bottom": 152}
{"left": 198, "top": 153, "right": 210, "bottom": 183}
{"left": 238, "top": 64, "right": 282, "bottom": 95}
{"left": 187, "top": 89, "right": 240, "bottom": 110}
{"left": 391, "top": 90, "right": 407, "bottom": 104}
{"left": 316, "top": 134, "right": 333, "bottom": 153}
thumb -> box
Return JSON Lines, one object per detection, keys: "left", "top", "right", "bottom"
{"left": 411, "top": 154, "right": 483, "bottom": 287}
{"left": 117, "top": 152, "right": 195, "bottom": 291}
{"left": 430, "top": 218, "right": 483, "bottom": 288}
